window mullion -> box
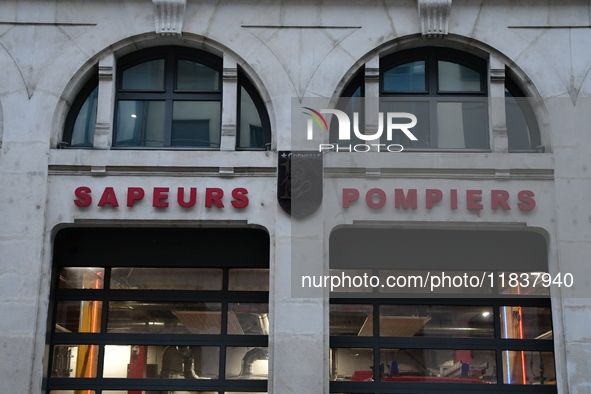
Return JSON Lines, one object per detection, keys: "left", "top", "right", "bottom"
{"left": 95, "top": 53, "right": 116, "bottom": 149}
{"left": 490, "top": 56, "right": 509, "bottom": 152}
{"left": 164, "top": 99, "right": 174, "bottom": 146}
{"left": 429, "top": 99, "right": 438, "bottom": 148}
{"left": 220, "top": 54, "right": 237, "bottom": 151}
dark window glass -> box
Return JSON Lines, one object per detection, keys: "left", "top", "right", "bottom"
{"left": 438, "top": 61, "right": 482, "bottom": 92}
{"left": 505, "top": 77, "right": 541, "bottom": 151}
{"left": 115, "top": 100, "right": 166, "bottom": 147}
{"left": 121, "top": 59, "right": 165, "bottom": 90}
{"left": 172, "top": 101, "right": 221, "bottom": 147}
{"left": 69, "top": 86, "right": 98, "bottom": 147}
{"left": 176, "top": 59, "right": 220, "bottom": 91}
{"left": 238, "top": 86, "right": 263, "bottom": 148}
{"left": 237, "top": 74, "right": 271, "bottom": 150}
{"left": 63, "top": 76, "right": 98, "bottom": 148}
{"left": 383, "top": 60, "right": 426, "bottom": 91}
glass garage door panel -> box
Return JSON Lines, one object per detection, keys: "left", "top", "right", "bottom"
{"left": 50, "top": 345, "right": 99, "bottom": 378}
{"left": 103, "top": 345, "right": 220, "bottom": 379}
{"left": 111, "top": 268, "right": 223, "bottom": 290}
{"left": 107, "top": 301, "right": 222, "bottom": 334}
{"left": 58, "top": 267, "right": 104, "bottom": 289}
{"left": 380, "top": 348, "right": 496, "bottom": 383}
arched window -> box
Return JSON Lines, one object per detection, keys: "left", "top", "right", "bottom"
{"left": 333, "top": 47, "right": 541, "bottom": 152}
{"left": 115, "top": 47, "right": 222, "bottom": 148}
{"left": 63, "top": 46, "right": 271, "bottom": 150}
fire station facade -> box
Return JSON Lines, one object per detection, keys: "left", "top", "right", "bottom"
{"left": 0, "top": 1, "right": 590, "bottom": 394}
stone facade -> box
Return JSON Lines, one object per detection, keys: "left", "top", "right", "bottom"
{"left": 0, "top": 0, "right": 590, "bottom": 393}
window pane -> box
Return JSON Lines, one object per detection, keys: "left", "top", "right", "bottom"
{"left": 228, "top": 303, "right": 269, "bottom": 335}
{"left": 329, "top": 304, "right": 373, "bottom": 336}
{"left": 438, "top": 61, "right": 481, "bottom": 92}
{"left": 122, "top": 59, "right": 165, "bottom": 90}
{"left": 51, "top": 344, "right": 99, "bottom": 378}
{"left": 59, "top": 267, "right": 104, "bottom": 289}
{"left": 501, "top": 306, "right": 553, "bottom": 339}
{"left": 437, "top": 101, "right": 487, "bottom": 149}
{"left": 176, "top": 59, "right": 220, "bottom": 91}
{"left": 383, "top": 61, "right": 426, "bottom": 91}
{"left": 103, "top": 345, "right": 219, "bottom": 379}
{"left": 506, "top": 92, "right": 533, "bottom": 150}
{"left": 380, "top": 100, "right": 430, "bottom": 148}
{"left": 70, "top": 86, "right": 97, "bottom": 147}
{"left": 111, "top": 268, "right": 223, "bottom": 290}
{"left": 330, "top": 348, "right": 373, "bottom": 381}
{"left": 228, "top": 269, "right": 269, "bottom": 291}
{"left": 55, "top": 300, "right": 102, "bottom": 333}
{"left": 108, "top": 301, "right": 222, "bottom": 334}
{"left": 172, "top": 101, "right": 221, "bottom": 147}
{"left": 116, "top": 101, "right": 166, "bottom": 147}
{"left": 379, "top": 305, "right": 494, "bottom": 338}
{"left": 502, "top": 351, "right": 556, "bottom": 385}
{"left": 225, "top": 347, "right": 268, "bottom": 380}
{"left": 380, "top": 349, "right": 496, "bottom": 383}
{"left": 238, "top": 86, "right": 264, "bottom": 149}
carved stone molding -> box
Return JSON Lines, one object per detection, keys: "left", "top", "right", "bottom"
{"left": 365, "top": 67, "right": 380, "bottom": 83}
{"left": 417, "top": 0, "right": 452, "bottom": 38}
{"left": 490, "top": 68, "right": 506, "bottom": 83}
{"left": 98, "top": 64, "right": 113, "bottom": 82}
{"left": 223, "top": 68, "right": 238, "bottom": 81}
{"left": 153, "top": 0, "right": 187, "bottom": 37}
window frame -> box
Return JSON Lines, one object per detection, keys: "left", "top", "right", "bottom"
{"left": 329, "top": 297, "right": 556, "bottom": 394}
{"left": 62, "top": 46, "right": 272, "bottom": 151}
{"left": 46, "top": 227, "right": 270, "bottom": 394}
{"left": 380, "top": 47, "right": 489, "bottom": 151}
{"left": 113, "top": 46, "right": 223, "bottom": 150}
